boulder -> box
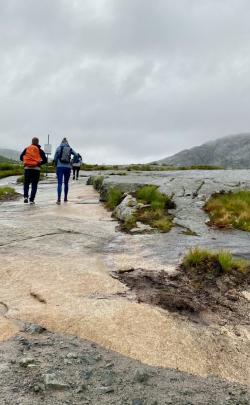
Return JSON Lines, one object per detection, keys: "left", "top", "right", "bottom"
{"left": 113, "top": 195, "right": 138, "bottom": 222}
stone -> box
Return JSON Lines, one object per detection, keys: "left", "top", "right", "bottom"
{"left": 44, "top": 373, "right": 69, "bottom": 390}
{"left": 132, "top": 400, "right": 144, "bottom": 405}
{"left": 81, "top": 370, "right": 93, "bottom": 380}
{"left": 66, "top": 352, "right": 78, "bottom": 359}
{"left": 96, "top": 386, "right": 114, "bottom": 394}
{"left": 113, "top": 194, "right": 138, "bottom": 222}
{"left": 76, "top": 384, "right": 87, "bottom": 393}
{"left": 24, "top": 323, "right": 46, "bottom": 334}
{"left": 130, "top": 222, "right": 152, "bottom": 234}
{"left": 19, "top": 357, "right": 36, "bottom": 368}
{"left": 134, "top": 369, "right": 150, "bottom": 383}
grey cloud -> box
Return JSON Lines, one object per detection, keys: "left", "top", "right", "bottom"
{"left": 1, "top": 0, "right": 250, "bottom": 163}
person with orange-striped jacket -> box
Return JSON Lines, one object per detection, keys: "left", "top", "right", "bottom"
{"left": 20, "top": 137, "right": 47, "bottom": 204}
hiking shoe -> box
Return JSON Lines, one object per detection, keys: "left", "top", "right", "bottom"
{"left": 24, "top": 198, "right": 28, "bottom": 204}
{"left": 56, "top": 200, "right": 61, "bottom": 205}
{"left": 30, "top": 201, "right": 35, "bottom": 205}
{"left": 64, "top": 199, "right": 68, "bottom": 203}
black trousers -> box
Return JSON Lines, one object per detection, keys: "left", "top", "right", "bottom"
{"left": 73, "top": 167, "right": 80, "bottom": 179}
{"left": 24, "top": 169, "right": 40, "bottom": 202}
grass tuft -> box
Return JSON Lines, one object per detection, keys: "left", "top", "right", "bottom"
{"left": 204, "top": 190, "right": 250, "bottom": 232}
{"left": 106, "top": 187, "right": 124, "bottom": 210}
{"left": 93, "top": 176, "right": 104, "bottom": 191}
{"left": 0, "top": 186, "right": 18, "bottom": 201}
{"left": 182, "top": 247, "right": 249, "bottom": 275}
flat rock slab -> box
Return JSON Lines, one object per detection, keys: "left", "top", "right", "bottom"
{"left": 0, "top": 174, "right": 249, "bottom": 387}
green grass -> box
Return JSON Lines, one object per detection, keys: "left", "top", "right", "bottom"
{"left": 182, "top": 247, "right": 249, "bottom": 274}
{"left": 0, "top": 163, "right": 23, "bottom": 179}
{"left": 81, "top": 163, "right": 223, "bottom": 172}
{"left": 93, "top": 176, "right": 104, "bottom": 191}
{"left": 121, "top": 215, "right": 137, "bottom": 232}
{"left": 0, "top": 186, "right": 19, "bottom": 201}
{"left": 106, "top": 187, "right": 123, "bottom": 210}
{"left": 134, "top": 186, "right": 174, "bottom": 232}
{"left": 136, "top": 185, "right": 172, "bottom": 210}
{"left": 204, "top": 190, "right": 250, "bottom": 231}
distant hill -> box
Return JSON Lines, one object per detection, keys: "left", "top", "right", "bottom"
{"left": 0, "top": 155, "right": 12, "bottom": 163}
{"left": 0, "top": 149, "right": 20, "bottom": 162}
{"left": 155, "top": 134, "right": 250, "bottom": 169}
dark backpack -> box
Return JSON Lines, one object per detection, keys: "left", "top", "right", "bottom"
{"left": 59, "top": 145, "right": 71, "bottom": 163}
{"left": 72, "top": 154, "right": 80, "bottom": 164}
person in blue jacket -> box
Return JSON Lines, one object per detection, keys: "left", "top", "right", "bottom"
{"left": 54, "top": 138, "right": 77, "bottom": 205}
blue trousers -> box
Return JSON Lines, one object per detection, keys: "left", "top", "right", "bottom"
{"left": 56, "top": 167, "right": 71, "bottom": 201}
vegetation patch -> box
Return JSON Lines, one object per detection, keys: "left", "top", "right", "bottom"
{"left": 113, "top": 248, "right": 250, "bottom": 325}
{"left": 0, "top": 163, "right": 23, "bottom": 179}
{"left": 204, "top": 190, "right": 250, "bottom": 231}
{"left": 81, "top": 163, "right": 223, "bottom": 172}
{"left": 0, "top": 186, "right": 20, "bottom": 201}
{"left": 106, "top": 187, "right": 124, "bottom": 210}
{"left": 134, "top": 186, "right": 175, "bottom": 233}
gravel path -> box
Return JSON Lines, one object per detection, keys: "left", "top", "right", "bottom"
{"left": 0, "top": 324, "right": 249, "bottom": 405}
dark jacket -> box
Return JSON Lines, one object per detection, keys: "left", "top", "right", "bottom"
{"left": 20, "top": 145, "right": 48, "bottom": 168}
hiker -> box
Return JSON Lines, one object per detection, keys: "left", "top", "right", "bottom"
{"left": 72, "top": 153, "right": 82, "bottom": 180}
{"left": 54, "top": 138, "right": 77, "bottom": 205}
{"left": 20, "top": 137, "right": 47, "bottom": 204}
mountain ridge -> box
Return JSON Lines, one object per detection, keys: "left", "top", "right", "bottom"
{"left": 155, "top": 134, "right": 250, "bottom": 169}
{"left": 0, "top": 149, "right": 20, "bottom": 162}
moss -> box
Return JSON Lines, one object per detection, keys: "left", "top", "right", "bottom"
{"left": 204, "top": 190, "right": 250, "bottom": 232}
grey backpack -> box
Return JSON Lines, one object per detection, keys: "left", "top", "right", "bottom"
{"left": 59, "top": 146, "right": 71, "bottom": 164}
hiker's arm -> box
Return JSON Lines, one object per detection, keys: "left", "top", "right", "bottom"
{"left": 40, "top": 150, "right": 48, "bottom": 166}
{"left": 71, "top": 149, "right": 78, "bottom": 158}
{"left": 20, "top": 149, "right": 26, "bottom": 162}
{"left": 53, "top": 148, "right": 59, "bottom": 165}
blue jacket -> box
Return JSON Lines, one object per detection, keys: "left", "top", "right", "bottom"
{"left": 54, "top": 143, "right": 77, "bottom": 168}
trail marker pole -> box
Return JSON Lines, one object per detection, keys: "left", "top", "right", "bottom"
{"left": 44, "top": 134, "right": 52, "bottom": 177}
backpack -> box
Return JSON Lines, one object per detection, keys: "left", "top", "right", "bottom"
{"left": 23, "top": 145, "right": 41, "bottom": 167}
{"left": 59, "top": 145, "right": 72, "bottom": 163}
{"left": 72, "top": 154, "right": 81, "bottom": 164}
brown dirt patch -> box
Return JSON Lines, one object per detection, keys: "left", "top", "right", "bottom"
{"left": 113, "top": 266, "right": 250, "bottom": 325}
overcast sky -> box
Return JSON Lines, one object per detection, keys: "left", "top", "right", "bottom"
{"left": 1, "top": 0, "right": 250, "bottom": 163}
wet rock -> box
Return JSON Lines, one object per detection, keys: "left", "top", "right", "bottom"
{"left": 113, "top": 195, "right": 138, "bottom": 222}
{"left": 44, "top": 373, "right": 69, "bottom": 390}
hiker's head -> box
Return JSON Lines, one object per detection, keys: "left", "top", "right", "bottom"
{"left": 32, "top": 137, "right": 39, "bottom": 145}
{"left": 61, "top": 137, "right": 68, "bottom": 145}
